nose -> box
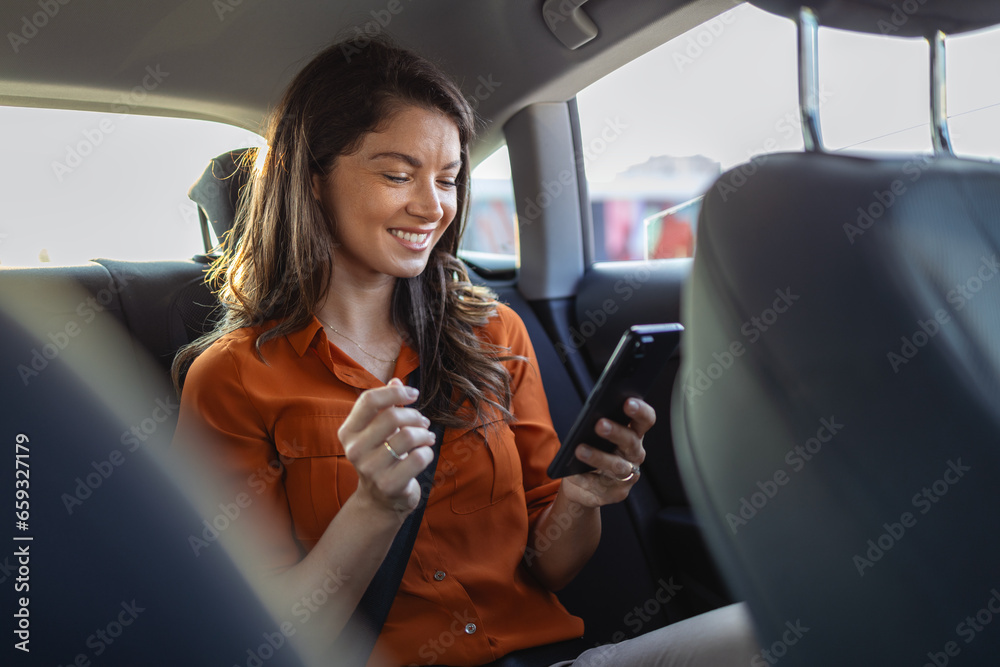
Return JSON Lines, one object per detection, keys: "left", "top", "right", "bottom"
{"left": 406, "top": 178, "right": 445, "bottom": 222}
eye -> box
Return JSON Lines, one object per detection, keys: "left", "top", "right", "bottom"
{"left": 384, "top": 174, "right": 409, "bottom": 184}
{"left": 438, "top": 179, "right": 457, "bottom": 188}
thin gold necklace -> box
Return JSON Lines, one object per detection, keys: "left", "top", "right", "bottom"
{"left": 314, "top": 315, "right": 398, "bottom": 364}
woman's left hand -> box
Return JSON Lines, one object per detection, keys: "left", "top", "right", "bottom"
{"left": 560, "top": 398, "right": 655, "bottom": 508}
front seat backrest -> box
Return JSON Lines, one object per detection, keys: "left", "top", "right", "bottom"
{"left": 673, "top": 2, "right": 1000, "bottom": 665}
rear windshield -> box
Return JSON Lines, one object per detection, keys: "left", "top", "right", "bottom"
{"left": 0, "top": 106, "right": 263, "bottom": 267}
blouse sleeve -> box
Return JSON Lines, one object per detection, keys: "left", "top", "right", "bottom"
{"left": 495, "top": 305, "right": 565, "bottom": 533}
{"left": 172, "top": 338, "right": 303, "bottom": 573}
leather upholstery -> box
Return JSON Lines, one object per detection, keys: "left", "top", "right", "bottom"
{"left": 674, "top": 150, "right": 1000, "bottom": 664}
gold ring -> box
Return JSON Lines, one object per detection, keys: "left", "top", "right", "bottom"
{"left": 614, "top": 464, "right": 640, "bottom": 483}
{"left": 383, "top": 440, "right": 403, "bottom": 461}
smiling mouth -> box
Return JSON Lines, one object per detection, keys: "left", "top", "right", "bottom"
{"left": 389, "top": 229, "right": 430, "bottom": 244}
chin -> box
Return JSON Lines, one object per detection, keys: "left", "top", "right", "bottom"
{"left": 395, "top": 245, "right": 445, "bottom": 278}
{"left": 390, "top": 260, "right": 433, "bottom": 279}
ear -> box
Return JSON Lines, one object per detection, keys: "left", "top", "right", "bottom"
{"left": 310, "top": 172, "right": 324, "bottom": 202}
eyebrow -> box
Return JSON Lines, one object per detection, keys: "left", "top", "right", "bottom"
{"left": 369, "top": 151, "right": 461, "bottom": 171}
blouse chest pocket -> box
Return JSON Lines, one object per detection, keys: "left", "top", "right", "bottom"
{"left": 446, "top": 418, "right": 524, "bottom": 514}
{"left": 273, "top": 415, "right": 356, "bottom": 542}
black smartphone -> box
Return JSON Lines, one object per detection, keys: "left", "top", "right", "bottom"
{"left": 547, "top": 323, "right": 683, "bottom": 479}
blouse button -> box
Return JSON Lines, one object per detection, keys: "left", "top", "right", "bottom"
{"left": 433, "top": 570, "right": 446, "bottom": 581}
{"left": 465, "top": 623, "right": 477, "bottom": 634}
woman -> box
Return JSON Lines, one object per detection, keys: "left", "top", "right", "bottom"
{"left": 173, "top": 36, "right": 758, "bottom": 667}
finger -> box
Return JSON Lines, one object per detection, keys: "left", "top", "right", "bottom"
{"left": 561, "top": 468, "right": 633, "bottom": 507}
{"left": 354, "top": 426, "right": 434, "bottom": 481}
{"left": 594, "top": 418, "right": 645, "bottom": 465}
{"left": 385, "top": 425, "right": 438, "bottom": 458}
{"left": 623, "top": 398, "right": 656, "bottom": 435}
{"left": 575, "top": 444, "right": 637, "bottom": 481}
{"left": 370, "top": 445, "right": 435, "bottom": 501}
{"left": 346, "top": 415, "right": 433, "bottom": 472}
{"left": 360, "top": 407, "right": 432, "bottom": 451}
{"left": 339, "top": 381, "right": 420, "bottom": 436}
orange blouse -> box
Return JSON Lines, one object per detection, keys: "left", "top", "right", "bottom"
{"left": 175, "top": 303, "right": 584, "bottom": 666}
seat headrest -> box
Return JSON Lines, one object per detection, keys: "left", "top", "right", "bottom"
{"left": 187, "top": 147, "right": 257, "bottom": 248}
{"left": 751, "top": 0, "right": 1000, "bottom": 37}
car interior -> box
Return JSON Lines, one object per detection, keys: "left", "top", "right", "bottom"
{"left": 1, "top": 0, "right": 998, "bottom": 665}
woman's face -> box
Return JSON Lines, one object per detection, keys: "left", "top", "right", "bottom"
{"left": 312, "top": 104, "right": 462, "bottom": 283}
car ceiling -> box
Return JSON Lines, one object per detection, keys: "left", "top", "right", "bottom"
{"left": 0, "top": 0, "right": 737, "bottom": 164}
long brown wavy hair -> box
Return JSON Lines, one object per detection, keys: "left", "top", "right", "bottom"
{"left": 172, "top": 36, "right": 516, "bottom": 429}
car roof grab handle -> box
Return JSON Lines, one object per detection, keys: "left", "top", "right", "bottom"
{"left": 543, "top": 0, "right": 599, "bottom": 50}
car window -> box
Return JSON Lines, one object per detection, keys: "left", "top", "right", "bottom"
{"left": 463, "top": 145, "right": 518, "bottom": 265}
{"left": 818, "top": 24, "right": 1000, "bottom": 156}
{"left": 576, "top": 5, "right": 1000, "bottom": 262}
{"left": 938, "top": 25, "right": 1000, "bottom": 161}
{"left": 0, "top": 106, "right": 263, "bottom": 267}
{"left": 575, "top": 4, "right": 797, "bottom": 262}
{"left": 0, "top": 105, "right": 517, "bottom": 270}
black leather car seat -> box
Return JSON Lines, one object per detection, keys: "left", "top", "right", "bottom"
{"left": 0, "top": 236, "right": 307, "bottom": 667}
{"left": 673, "top": 1, "right": 1000, "bottom": 664}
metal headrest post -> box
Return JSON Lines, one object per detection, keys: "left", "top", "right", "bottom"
{"left": 197, "top": 206, "right": 214, "bottom": 254}
{"left": 930, "top": 30, "right": 955, "bottom": 155}
{"left": 798, "top": 6, "right": 824, "bottom": 152}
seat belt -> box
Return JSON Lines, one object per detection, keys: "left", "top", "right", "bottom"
{"left": 336, "top": 367, "right": 444, "bottom": 666}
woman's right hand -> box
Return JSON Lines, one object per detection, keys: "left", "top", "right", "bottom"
{"left": 337, "top": 378, "right": 436, "bottom": 520}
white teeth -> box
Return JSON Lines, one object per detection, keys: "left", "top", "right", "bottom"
{"left": 390, "top": 229, "right": 429, "bottom": 243}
